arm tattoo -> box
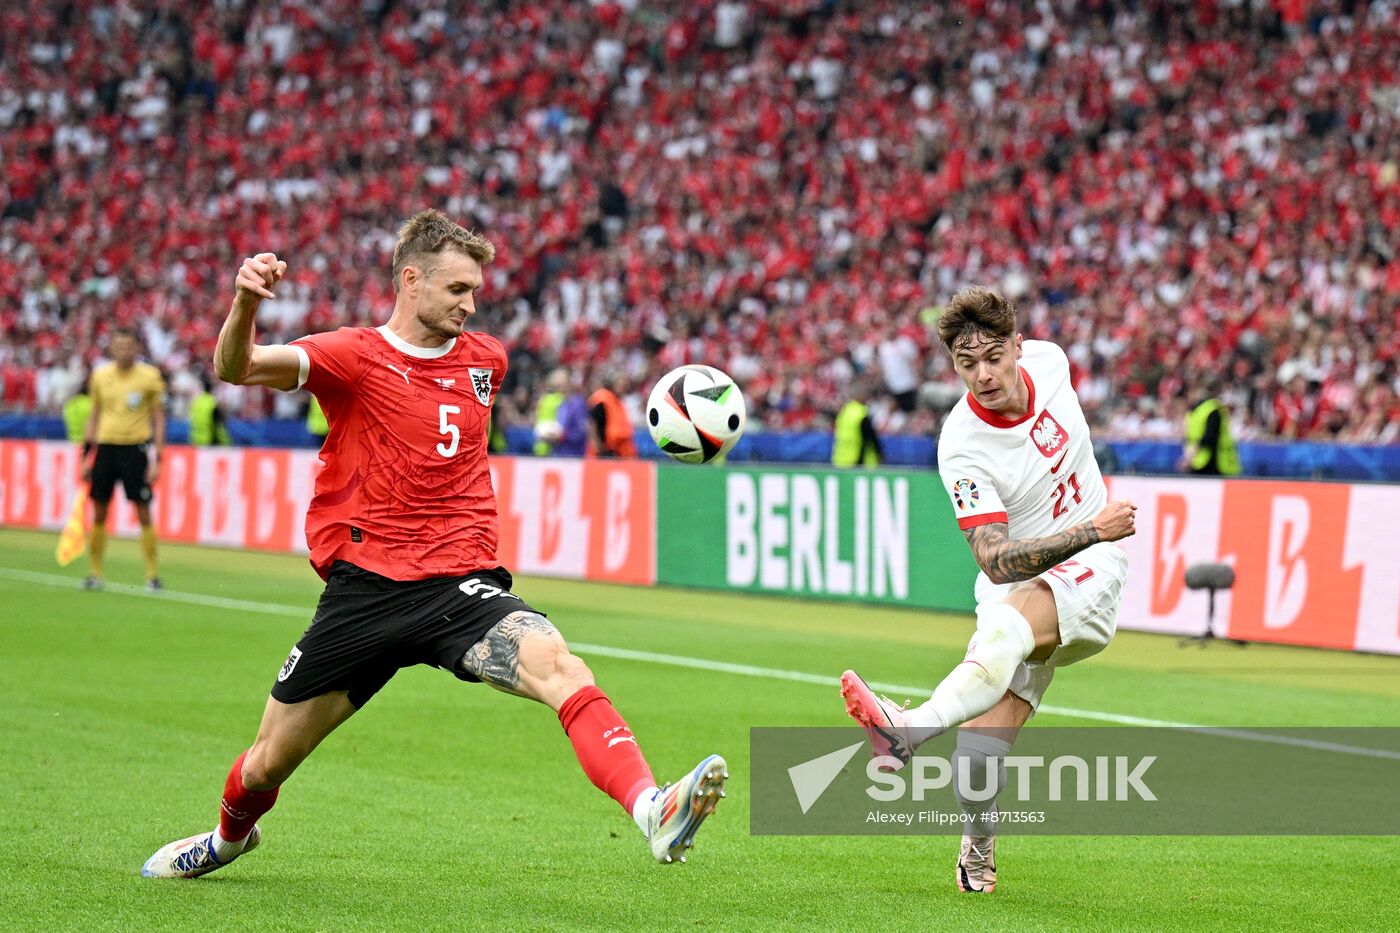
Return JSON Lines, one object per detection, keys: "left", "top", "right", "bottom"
{"left": 459, "top": 611, "right": 559, "bottom": 690}
{"left": 963, "top": 521, "right": 1100, "bottom": 585}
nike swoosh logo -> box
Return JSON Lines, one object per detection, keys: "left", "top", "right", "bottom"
{"left": 1050, "top": 450, "right": 1069, "bottom": 474}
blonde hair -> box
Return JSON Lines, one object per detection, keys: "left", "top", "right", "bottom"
{"left": 937, "top": 286, "right": 1017, "bottom": 351}
{"left": 391, "top": 209, "right": 495, "bottom": 291}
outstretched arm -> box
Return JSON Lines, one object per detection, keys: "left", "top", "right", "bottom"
{"left": 215, "top": 253, "right": 302, "bottom": 389}
{"left": 963, "top": 500, "right": 1137, "bottom": 585}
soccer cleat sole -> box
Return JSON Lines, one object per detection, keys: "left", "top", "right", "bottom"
{"left": 839, "top": 673, "right": 870, "bottom": 723}
{"left": 659, "top": 756, "right": 727, "bottom": 865}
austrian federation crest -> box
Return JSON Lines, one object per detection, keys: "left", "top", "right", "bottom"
{"left": 277, "top": 647, "right": 302, "bottom": 683}
{"left": 469, "top": 368, "right": 494, "bottom": 407}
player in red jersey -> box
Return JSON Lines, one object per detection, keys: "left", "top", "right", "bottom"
{"left": 142, "top": 210, "right": 727, "bottom": 878}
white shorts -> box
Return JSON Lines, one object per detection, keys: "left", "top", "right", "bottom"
{"left": 972, "top": 541, "right": 1129, "bottom": 712}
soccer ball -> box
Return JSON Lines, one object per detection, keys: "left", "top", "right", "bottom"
{"left": 646, "top": 365, "right": 747, "bottom": 463}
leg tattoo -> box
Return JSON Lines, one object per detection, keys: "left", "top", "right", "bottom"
{"left": 460, "top": 611, "right": 559, "bottom": 690}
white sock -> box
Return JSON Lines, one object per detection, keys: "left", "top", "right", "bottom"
{"left": 631, "top": 786, "right": 659, "bottom": 837}
{"left": 953, "top": 730, "right": 1013, "bottom": 840}
{"left": 903, "top": 603, "right": 1036, "bottom": 746}
{"left": 210, "top": 828, "right": 247, "bottom": 862}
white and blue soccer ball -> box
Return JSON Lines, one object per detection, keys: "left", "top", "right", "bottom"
{"left": 646, "top": 365, "right": 747, "bottom": 464}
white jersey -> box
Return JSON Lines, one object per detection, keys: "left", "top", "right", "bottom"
{"left": 938, "top": 340, "right": 1106, "bottom": 540}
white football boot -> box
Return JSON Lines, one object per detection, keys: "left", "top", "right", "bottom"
{"left": 647, "top": 754, "right": 727, "bottom": 864}
{"left": 141, "top": 825, "right": 261, "bottom": 879}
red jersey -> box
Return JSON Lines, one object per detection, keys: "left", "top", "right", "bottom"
{"left": 290, "top": 325, "right": 507, "bottom": 581}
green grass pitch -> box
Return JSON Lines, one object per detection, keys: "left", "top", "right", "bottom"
{"left": 2, "top": 526, "right": 1398, "bottom": 931}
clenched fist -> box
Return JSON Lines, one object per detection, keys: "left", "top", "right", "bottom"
{"left": 235, "top": 252, "right": 287, "bottom": 302}
{"left": 1092, "top": 499, "right": 1137, "bottom": 542}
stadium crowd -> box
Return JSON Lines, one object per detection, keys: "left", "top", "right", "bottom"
{"left": 1, "top": 0, "right": 1397, "bottom": 445}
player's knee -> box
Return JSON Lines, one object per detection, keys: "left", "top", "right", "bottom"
{"left": 999, "top": 581, "right": 1059, "bottom": 649}
{"left": 242, "top": 741, "right": 304, "bottom": 790}
{"left": 973, "top": 603, "right": 1036, "bottom": 662}
{"left": 554, "top": 649, "right": 594, "bottom": 691}
{"left": 524, "top": 636, "right": 592, "bottom": 691}
{"left": 240, "top": 752, "right": 281, "bottom": 791}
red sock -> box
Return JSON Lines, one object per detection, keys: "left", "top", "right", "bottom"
{"left": 557, "top": 686, "right": 656, "bottom": 813}
{"left": 219, "top": 750, "right": 279, "bottom": 842}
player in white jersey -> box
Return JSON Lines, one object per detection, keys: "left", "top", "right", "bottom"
{"left": 839, "top": 286, "right": 1137, "bottom": 893}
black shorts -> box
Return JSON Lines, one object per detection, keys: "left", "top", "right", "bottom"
{"left": 271, "top": 561, "right": 544, "bottom": 708}
{"left": 89, "top": 443, "right": 152, "bottom": 505}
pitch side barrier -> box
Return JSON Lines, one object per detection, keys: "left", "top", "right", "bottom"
{"left": 3, "top": 415, "right": 1398, "bottom": 481}
{"left": 1, "top": 439, "right": 1396, "bottom": 654}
